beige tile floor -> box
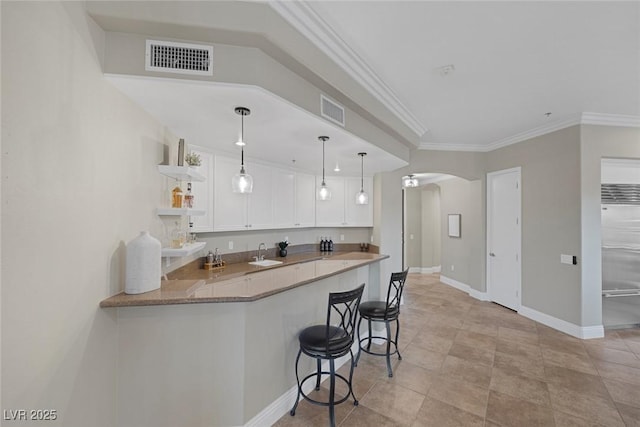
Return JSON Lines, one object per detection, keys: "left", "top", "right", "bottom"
{"left": 274, "top": 273, "right": 640, "bottom": 427}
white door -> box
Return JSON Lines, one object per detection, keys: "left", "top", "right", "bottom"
{"left": 487, "top": 167, "right": 521, "bottom": 310}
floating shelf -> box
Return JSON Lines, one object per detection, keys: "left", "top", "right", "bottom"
{"left": 161, "top": 241, "right": 206, "bottom": 258}
{"left": 158, "top": 165, "right": 205, "bottom": 182}
{"left": 156, "top": 208, "right": 206, "bottom": 216}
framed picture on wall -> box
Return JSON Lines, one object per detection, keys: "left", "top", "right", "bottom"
{"left": 448, "top": 214, "right": 461, "bottom": 238}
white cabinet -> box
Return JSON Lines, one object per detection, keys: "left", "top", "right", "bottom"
{"left": 315, "top": 176, "right": 346, "bottom": 227}
{"left": 345, "top": 177, "right": 373, "bottom": 226}
{"left": 272, "top": 169, "right": 295, "bottom": 229}
{"left": 213, "top": 155, "right": 274, "bottom": 231}
{"left": 294, "top": 173, "right": 316, "bottom": 227}
{"left": 188, "top": 146, "right": 214, "bottom": 232}
{"left": 315, "top": 176, "right": 373, "bottom": 227}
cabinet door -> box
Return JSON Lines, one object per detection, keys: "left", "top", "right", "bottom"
{"left": 315, "top": 176, "right": 345, "bottom": 227}
{"left": 345, "top": 177, "right": 373, "bottom": 226}
{"left": 246, "top": 162, "right": 274, "bottom": 230}
{"left": 272, "top": 168, "right": 295, "bottom": 229}
{"left": 189, "top": 146, "right": 214, "bottom": 232}
{"left": 294, "top": 173, "right": 316, "bottom": 227}
{"left": 213, "top": 155, "right": 248, "bottom": 231}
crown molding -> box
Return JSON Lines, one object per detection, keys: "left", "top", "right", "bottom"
{"left": 419, "top": 112, "right": 640, "bottom": 153}
{"left": 418, "top": 142, "right": 487, "bottom": 152}
{"left": 269, "top": 1, "right": 427, "bottom": 138}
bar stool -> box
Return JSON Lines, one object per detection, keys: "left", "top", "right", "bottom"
{"left": 290, "top": 284, "right": 365, "bottom": 427}
{"left": 355, "top": 269, "right": 409, "bottom": 377}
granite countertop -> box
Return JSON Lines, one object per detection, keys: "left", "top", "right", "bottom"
{"left": 100, "top": 251, "right": 388, "bottom": 307}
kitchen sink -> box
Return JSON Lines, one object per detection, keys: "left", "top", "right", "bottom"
{"left": 248, "top": 259, "right": 283, "bottom": 267}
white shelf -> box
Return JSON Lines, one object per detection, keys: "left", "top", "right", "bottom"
{"left": 161, "top": 241, "right": 206, "bottom": 258}
{"left": 158, "top": 165, "right": 205, "bottom": 182}
{"left": 156, "top": 208, "right": 206, "bottom": 216}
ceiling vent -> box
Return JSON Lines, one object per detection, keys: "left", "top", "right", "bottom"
{"left": 321, "top": 95, "right": 345, "bottom": 127}
{"left": 602, "top": 183, "right": 640, "bottom": 205}
{"left": 145, "top": 40, "right": 213, "bottom": 76}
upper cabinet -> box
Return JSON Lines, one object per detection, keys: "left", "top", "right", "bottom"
{"left": 316, "top": 176, "right": 373, "bottom": 227}
{"left": 213, "top": 155, "right": 273, "bottom": 231}
{"left": 188, "top": 152, "right": 372, "bottom": 232}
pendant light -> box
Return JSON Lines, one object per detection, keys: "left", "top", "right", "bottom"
{"left": 355, "top": 152, "right": 369, "bottom": 205}
{"left": 317, "top": 136, "right": 331, "bottom": 201}
{"left": 403, "top": 174, "right": 419, "bottom": 188}
{"left": 231, "top": 107, "right": 253, "bottom": 193}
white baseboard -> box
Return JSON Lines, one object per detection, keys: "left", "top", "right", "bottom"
{"left": 244, "top": 339, "right": 364, "bottom": 426}
{"left": 438, "top": 276, "right": 604, "bottom": 340}
{"left": 439, "top": 275, "right": 489, "bottom": 301}
{"left": 408, "top": 266, "right": 441, "bottom": 274}
{"left": 518, "top": 306, "right": 604, "bottom": 339}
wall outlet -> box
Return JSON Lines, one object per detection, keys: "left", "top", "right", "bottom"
{"left": 370, "top": 235, "right": 374, "bottom": 243}
{"left": 228, "top": 241, "right": 234, "bottom": 250}
{"left": 340, "top": 234, "right": 344, "bottom": 241}
{"left": 284, "top": 236, "right": 288, "bottom": 243}
{"left": 410, "top": 234, "right": 414, "bottom": 240}
{"left": 450, "top": 265, "right": 455, "bottom": 271}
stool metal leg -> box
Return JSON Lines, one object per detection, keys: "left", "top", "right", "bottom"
{"left": 348, "top": 350, "right": 359, "bottom": 406}
{"left": 290, "top": 348, "right": 303, "bottom": 416}
{"left": 355, "top": 316, "right": 363, "bottom": 366}
{"left": 385, "top": 320, "right": 393, "bottom": 377}
{"left": 367, "top": 318, "right": 373, "bottom": 351}
{"left": 315, "top": 359, "right": 322, "bottom": 390}
{"left": 395, "top": 317, "right": 402, "bottom": 361}
{"left": 329, "top": 358, "right": 336, "bottom": 427}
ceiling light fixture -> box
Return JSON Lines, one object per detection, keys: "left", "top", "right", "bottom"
{"left": 403, "top": 174, "right": 419, "bottom": 188}
{"left": 317, "top": 136, "right": 331, "bottom": 201}
{"left": 231, "top": 107, "right": 253, "bottom": 193}
{"left": 355, "top": 152, "right": 369, "bottom": 205}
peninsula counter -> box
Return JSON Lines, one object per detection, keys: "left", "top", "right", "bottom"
{"left": 100, "top": 252, "right": 388, "bottom": 427}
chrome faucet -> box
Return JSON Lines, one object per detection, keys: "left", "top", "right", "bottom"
{"left": 256, "top": 242, "right": 267, "bottom": 261}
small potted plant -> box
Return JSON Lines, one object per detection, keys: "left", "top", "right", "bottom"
{"left": 278, "top": 240, "right": 289, "bottom": 257}
{"left": 185, "top": 152, "right": 201, "bottom": 168}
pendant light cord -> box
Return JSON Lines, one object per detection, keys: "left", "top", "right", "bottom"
{"left": 360, "top": 154, "right": 364, "bottom": 191}
{"left": 322, "top": 140, "right": 326, "bottom": 185}
{"left": 240, "top": 114, "right": 245, "bottom": 167}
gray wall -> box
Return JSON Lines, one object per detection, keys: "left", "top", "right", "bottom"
{"left": 421, "top": 185, "right": 441, "bottom": 269}
{"left": 439, "top": 177, "right": 484, "bottom": 289}
{"left": 404, "top": 187, "right": 423, "bottom": 268}
{"left": 487, "top": 126, "right": 582, "bottom": 324}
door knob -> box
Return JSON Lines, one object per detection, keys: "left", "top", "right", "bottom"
{"left": 489, "top": 252, "right": 496, "bottom": 257}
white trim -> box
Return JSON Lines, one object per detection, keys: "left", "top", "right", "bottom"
{"left": 418, "top": 113, "right": 640, "bottom": 153}
{"left": 440, "top": 275, "right": 489, "bottom": 301}
{"left": 518, "top": 306, "right": 604, "bottom": 340}
{"left": 268, "top": 1, "right": 427, "bottom": 137}
{"left": 486, "top": 167, "right": 522, "bottom": 312}
{"left": 408, "top": 266, "right": 441, "bottom": 274}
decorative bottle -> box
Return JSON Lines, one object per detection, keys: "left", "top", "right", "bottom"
{"left": 328, "top": 237, "right": 334, "bottom": 252}
{"left": 125, "top": 231, "right": 161, "bottom": 294}
{"left": 184, "top": 182, "right": 194, "bottom": 208}
{"left": 171, "top": 186, "right": 183, "bottom": 208}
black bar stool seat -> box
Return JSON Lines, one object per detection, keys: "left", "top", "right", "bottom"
{"left": 290, "top": 284, "right": 365, "bottom": 427}
{"left": 355, "top": 269, "right": 409, "bottom": 377}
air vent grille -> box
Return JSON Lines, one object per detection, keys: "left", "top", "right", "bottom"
{"left": 321, "top": 95, "right": 345, "bottom": 127}
{"left": 602, "top": 183, "right": 640, "bottom": 205}
{"left": 145, "top": 40, "right": 213, "bottom": 76}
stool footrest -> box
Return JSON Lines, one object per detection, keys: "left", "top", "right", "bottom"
{"left": 358, "top": 337, "right": 400, "bottom": 357}
{"left": 298, "top": 371, "right": 354, "bottom": 407}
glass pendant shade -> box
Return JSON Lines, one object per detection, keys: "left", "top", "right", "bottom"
{"left": 316, "top": 136, "right": 331, "bottom": 201}
{"left": 317, "top": 182, "right": 331, "bottom": 200}
{"left": 355, "top": 152, "right": 369, "bottom": 205}
{"left": 356, "top": 190, "right": 369, "bottom": 205}
{"left": 232, "top": 106, "right": 252, "bottom": 193}
{"left": 232, "top": 166, "right": 253, "bottom": 193}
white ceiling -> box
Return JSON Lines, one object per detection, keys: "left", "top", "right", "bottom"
{"left": 106, "top": 75, "right": 407, "bottom": 176}
{"left": 93, "top": 1, "right": 640, "bottom": 171}
{"left": 282, "top": 1, "right": 640, "bottom": 150}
